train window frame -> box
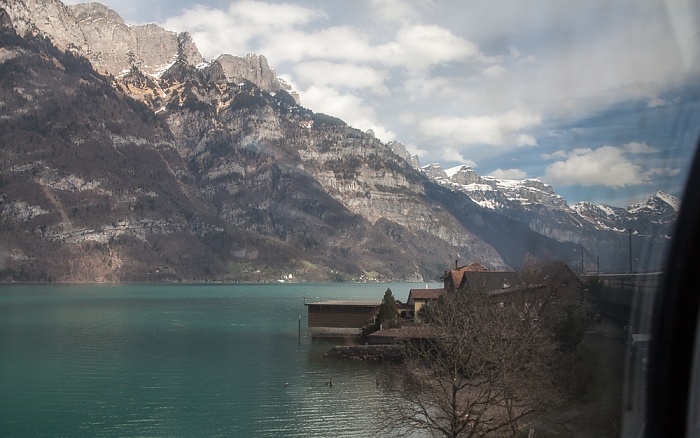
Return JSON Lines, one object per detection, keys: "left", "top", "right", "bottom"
{"left": 648, "top": 138, "right": 700, "bottom": 437}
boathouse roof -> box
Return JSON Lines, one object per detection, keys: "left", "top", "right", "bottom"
{"left": 304, "top": 300, "right": 381, "bottom": 307}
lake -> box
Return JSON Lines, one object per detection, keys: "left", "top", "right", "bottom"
{"left": 0, "top": 283, "right": 436, "bottom": 437}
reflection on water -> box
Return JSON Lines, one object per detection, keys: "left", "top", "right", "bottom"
{"left": 0, "top": 283, "right": 432, "bottom": 437}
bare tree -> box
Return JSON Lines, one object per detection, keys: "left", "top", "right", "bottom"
{"left": 379, "top": 260, "right": 580, "bottom": 437}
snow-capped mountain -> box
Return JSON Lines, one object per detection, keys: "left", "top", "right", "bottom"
{"left": 573, "top": 191, "right": 679, "bottom": 236}
{"left": 427, "top": 164, "right": 568, "bottom": 211}
{"left": 418, "top": 162, "right": 679, "bottom": 272}
{"left": 627, "top": 191, "right": 680, "bottom": 222}
{"left": 571, "top": 202, "right": 628, "bottom": 233}
{"left": 421, "top": 163, "right": 678, "bottom": 234}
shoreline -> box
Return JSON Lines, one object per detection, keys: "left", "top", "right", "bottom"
{"left": 324, "top": 344, "right": 405, "bottom": 363}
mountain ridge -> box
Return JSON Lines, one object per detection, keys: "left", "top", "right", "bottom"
{"left": 418, "top": 161, "right": 677, "bottom": 271}
{"left": 0, "top": 0, "right": 675, "bottom": 281}
{"left": 421, "top": 162, "right": 678, "bottom": 234}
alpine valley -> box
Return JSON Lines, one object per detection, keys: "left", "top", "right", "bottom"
{"left": 0, "top": 0, "right": 679, "bottom": 282}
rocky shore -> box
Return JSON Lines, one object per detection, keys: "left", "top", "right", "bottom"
{"left": 324, "top": 344, "right": 405, "bottom": 363}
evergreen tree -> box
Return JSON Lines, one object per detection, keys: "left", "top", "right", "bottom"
{"left": 377, "top": 288, "right": 398, "bottom": 328}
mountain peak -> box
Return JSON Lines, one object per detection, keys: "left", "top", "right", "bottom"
{"left": 653, "top": 191, "right": 681, "bottom": 212}
{"left": 68, "top": 2, "right": 123, "bottom": 23}
{"left": 626, "top": 191, "right": 680, "bottom": 223}
{"left": 210, "top": 53, "right": 299, "bottom": 102}
{"left": 422, "top": 163, "right": 449, "bottom": 180}
{"left": 2, "top": 0, "right": 303, "bottom": 102}
{"left": 2, "top": 0, "right": 205, "bottom": 77}
{"left": 424, "top": 164, "right": 567, "bottom": 210}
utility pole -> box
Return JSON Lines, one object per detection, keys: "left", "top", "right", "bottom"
{"left": 628, "top": 228, "right": 633, "bottom": 273}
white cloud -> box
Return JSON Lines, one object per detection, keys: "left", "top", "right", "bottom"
{"left": 403, "top": 142, "right": 432, "bottom": 163}
{"left": 301, "top": 86, "right": 395, "bottom": 142}
{"left": 226, "top": 0, "right": 322, "bottom": 27}
{"left": 160, "top": 2, "right": 325, "bottom": 60}
{"left": 515, "top": 133, "right": 537, "bottom": 147}
{"left": 483, "top": 64, "right": 507, "bottom": 77}
{"left": 647, "top": 95, "right": 683, "bottom": 108}
{"left": 368, "top": 0, "right": 421, "bottom": 24}
{"left": 648, "top": 97, "right": 669, "bottom": 108}
{"left": 647, "top": 167, "right": 682, "bottom": 177}
{"left": 163, "top": 4, "right": 491, "bottom": 72}
{"left": 624, "top": 141, "right": 657, "bottom": 154}
{"left": 401, "top": 75, "right": 460, "bottom": 101}
{"left": 546, "top": 127, "right": 585, "bottom": 139}
{"left": 161, "top": 6, "right": 247, "bottom": 59}
{"left": 489, "top": 168, "right": 528, "bottom": 179}
{"left": 377, "top": 24, "right": 493, "bottom": 69}
{"left": 293, "top": 62, "right": 388, "bottom": 94}
{"left": 540, "top": 150, "right": 569, "bottom": 160}
{"left": 544, "top": 146, "right": 649, "bottom": 187}
{"left": 416, "top": 110, "right": 541, "bottom": 147}
{"left": 436, "top": 147, "right": 473, "bottom": 165}
{"left": 260, "top": 26, "right": 376, "bottom": 64}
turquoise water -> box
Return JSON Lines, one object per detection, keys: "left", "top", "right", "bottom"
{"left": 0, "top": 283, "right": 433, "bottom": 437}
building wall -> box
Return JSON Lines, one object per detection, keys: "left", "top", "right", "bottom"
{"left": 307, "top": 305, "right": 379, "bottom": 329}
{"left": 413, "top": 299, "right": 427, "bottom": 314}
{"left": 309, "top": 327, "right": 363, "bottom": 337}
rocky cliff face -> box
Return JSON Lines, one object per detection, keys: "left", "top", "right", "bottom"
{"left": 68, "top": 2, "right": 204, "bottom": 76}
{"left": 0, "top": 0, "right": 295, "bottom": 101}
{"left": 2, "top": 0, "right": 201, "bottom": 77}
{"left": 211, "top": 54, "right": 300, "bottom": 103}
{"left": 2, "top": 0, "right": 88, "bottom": 51}
{"left": 387, "top": 140, "right": 420, "bottom": 169}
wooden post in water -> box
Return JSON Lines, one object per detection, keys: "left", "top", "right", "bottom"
{"left": 298, "top": 314, "right": 301, "bottom": 344}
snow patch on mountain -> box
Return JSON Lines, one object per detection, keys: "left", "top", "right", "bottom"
{"left": 422, "top": 164, "right": 568, "bottom": 211}
{"left": 417, "top": 162, "right": 679, "bottom": 237}
{"left": 628, "top": 191, "right": 680, "bottom": 214}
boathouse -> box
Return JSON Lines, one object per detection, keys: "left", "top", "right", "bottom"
{"left": 305, "top": 300, "right": 381, "bottom": 338}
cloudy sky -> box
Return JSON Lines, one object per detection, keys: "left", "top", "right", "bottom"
{"left": 65, "top": 0, "right": 700, "bottom": 206}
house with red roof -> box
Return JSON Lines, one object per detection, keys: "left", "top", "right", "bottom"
{"left": 442, "top": 261, "right": 517, "bottom": 293}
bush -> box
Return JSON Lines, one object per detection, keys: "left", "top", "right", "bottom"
{"left": 554, "top": 305, "right": 591, "bottom": 351}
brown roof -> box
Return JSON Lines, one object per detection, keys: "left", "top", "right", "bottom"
{"left": 447, "top": 268, "right": 468, "bottom": 289}
{"left": 464, "top": 262, "right": 489, "bottom": 271}
{"left": 442, "top": 262, "right": 490, "bottom": 288}
{"left": 304, "top": 300, "right": 381, "bottom": 307}
{"left": 408, "top": 288, "right": 446, "bottom": 300}
{"left": 443, "top": 262, "right": 519, "bottom": 291}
